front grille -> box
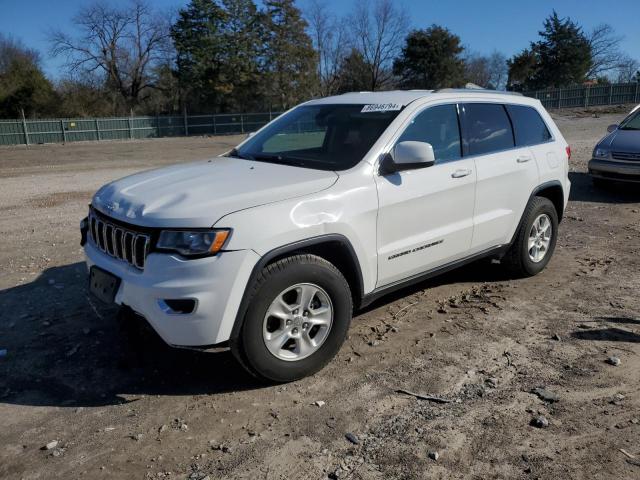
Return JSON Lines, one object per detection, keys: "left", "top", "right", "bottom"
{"left": 88, "top": 210, "right": 150, "bottom": 269}
{"left": 612, "top": 151, "right": 640, "bottom": 162}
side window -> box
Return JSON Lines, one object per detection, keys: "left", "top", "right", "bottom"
{"left": 397, "top": 104, "right": 461, "bottom": 162}
{"left": 461, "top": 103, "right": 514, "bottom": 156}
{"left": 505, "top": 104, "right": 552, "bottom": 146}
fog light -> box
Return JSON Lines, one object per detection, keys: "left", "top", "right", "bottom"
{"left": 158, "top": 299, "right": 197, "bottom": 314}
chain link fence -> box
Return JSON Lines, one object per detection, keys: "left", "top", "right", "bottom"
{"left": 0, "top": 111, "right": 283, "bottom": 146}
{"left": 524, "top": 82, "right": 640, "bottom": 110}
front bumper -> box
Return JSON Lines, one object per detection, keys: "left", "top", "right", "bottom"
{"left": 588, "top": 158, "right": 640, "bottom": 183}
{"left": 84, "top": 241, "right": 259, "bottom": 346}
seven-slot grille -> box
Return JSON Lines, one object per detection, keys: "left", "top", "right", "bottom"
{"left": 612, "top": 151, "right": 640, "bottom": 162}
{"left": 88, "top": 210, "right": 150, "bottom": 269}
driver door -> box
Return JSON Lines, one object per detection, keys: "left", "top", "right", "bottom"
{"left": 374, "top": 104, "right": 476, "bottom": 287}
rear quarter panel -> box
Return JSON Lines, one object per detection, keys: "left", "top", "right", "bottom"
{"left": 535, "top": 106, "right": 571, "bottom": 208}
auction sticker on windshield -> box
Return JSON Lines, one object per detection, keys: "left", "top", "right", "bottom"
{"left": 361, "top": 103, "right": 403, "bottom": 113}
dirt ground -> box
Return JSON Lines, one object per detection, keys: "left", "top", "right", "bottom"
{"left": 1, "top": 110, "right": 640, "bottom": 480}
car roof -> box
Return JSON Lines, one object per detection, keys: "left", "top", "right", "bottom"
{"left": 305, "top": 89, "right": 528, "bottom": 107}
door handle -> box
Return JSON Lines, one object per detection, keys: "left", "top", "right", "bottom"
{"left": 517, "top": 155, "right": 532, "bottom": 163}
{"left": 451, "top": 169, "right": 472, "bottom": 178}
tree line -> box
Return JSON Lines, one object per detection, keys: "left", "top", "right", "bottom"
{"left": 1, "top": 0, "right": 639, "bottom": 119}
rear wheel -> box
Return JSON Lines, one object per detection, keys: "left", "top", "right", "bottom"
{"left": 231, "top": 254, "right": 352, "bottom": 383}
{"left": 502, "top": 196, "right": 558, "bottom": 277}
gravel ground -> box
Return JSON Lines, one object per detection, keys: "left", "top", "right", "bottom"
{"left": 1, "top": 111, "right": 640, "bottom": 480}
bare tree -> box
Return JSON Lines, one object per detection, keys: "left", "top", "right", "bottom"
{"left": 464, "top": 50, "right": 507, "bottom": 90}
{"left": 587, "top": 23, "right": 624, "bottom": 79}
{"left": 0, "top": 34, "right": 40, "bottom": 74}
{"left": 464, "top": 52, "right": 491, "bottom": 88}
{"left": 616, "top": 56, "right": 640, "bottom": 83}
{"left": 350, "top": 0, "right": 410, "bottom": 90}
{"left": 49, "top": 0, "right": 170, "bottom": 111}
{"left": 487, "top": 51, "right": 508, "bottom": 90}
{"left": 305, "top": 0, "right": 348, "bottom": 96}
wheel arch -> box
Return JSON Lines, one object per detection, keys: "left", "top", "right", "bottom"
{"left": 507, "top": 180, "right": 564, "bottom": 249}
{"left": 532, "top": 180, "right": 565, "bottom": 223}
{"left": 229, "top": 234, "right": 365, "bottom": 341}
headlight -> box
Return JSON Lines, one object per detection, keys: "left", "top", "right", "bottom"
{"left": 156, "top": 229, "right": 230, "bottom": 257}
{"left": 594, "top": 148, "right": 609, "bottom": 159}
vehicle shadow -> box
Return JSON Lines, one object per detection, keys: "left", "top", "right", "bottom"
{"left": 570, "top": 327, "right": 640, "bottom": 343}
{"left": 596, "top": 316, "right": 640, "bottom": 326}
{"left": 358, "top": 258, "right": 512, "bottom": 315}
{"left": 568, "top": 171, "right": 640, "bottom": 204}
{"left": 0, "top": 262, "right": 261, "bottom": 409}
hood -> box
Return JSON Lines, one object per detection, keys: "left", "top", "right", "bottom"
{"left": 92, "top": 157, "right": 339, "bottom": 228}
{"left": 599, "top": 128, "right": 640, "bottom": 152}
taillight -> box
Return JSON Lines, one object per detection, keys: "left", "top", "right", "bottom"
{"left": 566, "top": 145, "right": 571, "bottom": 160}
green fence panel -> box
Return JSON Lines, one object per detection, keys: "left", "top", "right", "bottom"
{"left": 158, "top": 116, "right": 184, "bottom": 137}
{"left": 0, "top": 111, "right": 284, "bottom": 146}
{"left": 524, "top": 82, "right": 640, "bottom": 109}
{"left": 26, "top": 119, "right": 64, "bottom": 144}
{"left": 0, "top": 120, "right": 25, "bottom": 145}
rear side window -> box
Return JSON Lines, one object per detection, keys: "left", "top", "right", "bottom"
{"left": 506, "top": 104, "right": 552, "bottom": 146}
{"left": 397, "top": 104, "right": 462, "bottom": 162}
{"left": 461, "top": 103, "right": 514, "bottom": 156}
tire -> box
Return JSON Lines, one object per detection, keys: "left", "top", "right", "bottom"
{"left": 231, "top": 254, "right": 352, "bottom": 383}
{"left": 502, "top": 196, "right": 558, "bottom": 277}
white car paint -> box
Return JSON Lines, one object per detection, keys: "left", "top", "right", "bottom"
{"left": 92, "top": 157, "right": 338, "bottom": 228}
{"left": 84, "top": 89, "right": 570, "bottom": 347}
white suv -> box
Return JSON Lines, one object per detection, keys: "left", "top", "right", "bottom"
{"left": 82, "top": 89, "right": 570, "bottom": 382}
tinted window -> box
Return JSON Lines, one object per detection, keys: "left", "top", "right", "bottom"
{"left": 236, "top": 104, "right": 400, "bottom": 171}
{"left": 397, "top": 104, "right": 461, "bottom": 162}
{"left": 506, "top": 104, "right": 552, "bottom": 146}
{"left": 462, "top": 103, "right": 514, "bottom": 156}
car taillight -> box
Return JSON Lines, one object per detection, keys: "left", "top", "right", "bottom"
{"left": 566, "top": 145, "right": 571, "bottom": 160}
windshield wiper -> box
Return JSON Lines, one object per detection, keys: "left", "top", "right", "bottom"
{"left": 251, "top": 153, "right": 309, "bottom": 167}
{"left": 227, "top": 148, "right": 254, "bottom": 160}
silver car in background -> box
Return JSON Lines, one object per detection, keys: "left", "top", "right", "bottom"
{"left": 589, "top": 105, "right": 640, "bottom": 185}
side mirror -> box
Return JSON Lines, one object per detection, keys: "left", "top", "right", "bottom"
{"left": 381, "top": 141, "right": 436, "bottom": 174}
{"left": 607, "top": 124, "right": 618, "bottom": 133}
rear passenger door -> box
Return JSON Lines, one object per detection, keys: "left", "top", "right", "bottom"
{"left": 460, "top": 103, "right": 539, "bottom": 251}
{"left": 504, "top": 103, "right": 558, "bottom": 192}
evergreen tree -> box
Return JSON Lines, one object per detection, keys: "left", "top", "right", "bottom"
{"left": 393, "top": 26, "right": 466, "bottom": 89}
{"left": 263, "top": 0, "right": 318, "bottom": 110}
{"left": 0, "top": 35, "right": 57, "bottom": 118}
{"left": 218, "top": 0, "right": 266, "bottom": 112}
{"left": 172, "top": 0, "right": 227, "bottom": 112}
{"left": 335, "top": 49, "right": 372, "bottom": 93}
{"left": 507, "top": 48, "right": 539, "bottom": 92}
{"left": 507, "top": 11, "right": 591, "bottom": 90}
{"left": 534, "top": 11, "right": 591, "bottom": 88}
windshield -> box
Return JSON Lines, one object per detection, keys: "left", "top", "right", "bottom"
{"left": 619, "top": 109, "right": 640, "bottom": 131}
{"left": 233, "top": 104, "right": 402, "bottom": 170}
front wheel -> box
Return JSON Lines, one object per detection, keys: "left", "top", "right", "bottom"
{"left": 502, "top": 196, "right": 558, "bottom": 277}
{"left": 231, "top": 254, "right": 352, "bottom": 383}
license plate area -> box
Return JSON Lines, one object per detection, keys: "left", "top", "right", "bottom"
{"left": 89, "top": 267, "right": 121, "bottom": 304}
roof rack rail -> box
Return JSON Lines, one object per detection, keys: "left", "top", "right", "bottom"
{"left": 434, "top": 87, "right": 523, "bottom": 97}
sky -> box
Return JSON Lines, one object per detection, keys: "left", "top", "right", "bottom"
{"left": 1, "top": 0, "right": 639, "bottom": 79}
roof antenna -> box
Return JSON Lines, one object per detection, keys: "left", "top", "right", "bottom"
{"left": 465, "top": 83, "right": 485, "bottom": 90}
